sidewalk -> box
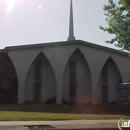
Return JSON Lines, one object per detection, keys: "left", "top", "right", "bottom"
{"left": 0, "top": 120, "right": 119, "bottom": 129}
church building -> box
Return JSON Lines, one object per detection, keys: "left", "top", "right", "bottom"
{"left": 1, "top": 0, "right": 130, "bottom": 104}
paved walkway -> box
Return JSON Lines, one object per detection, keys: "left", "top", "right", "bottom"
{"left": 0, "top": 120, "right": 119, "bottom": 129}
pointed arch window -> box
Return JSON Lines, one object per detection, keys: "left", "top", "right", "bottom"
{"left": 101, "top": 63, "right": 108, "bottom": 103}
{"left": 69, "top": 50, "right": 77, "bottom": 102}
{"left": 33, "top": 53, "right": 43, "bottom": 102}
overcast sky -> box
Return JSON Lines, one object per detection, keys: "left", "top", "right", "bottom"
{"left": 0, "top": 0, "right": 118, "bottom": 49}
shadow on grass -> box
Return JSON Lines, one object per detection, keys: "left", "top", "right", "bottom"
{"left": 0, "top": 104, "right": 129, "bottom": 116}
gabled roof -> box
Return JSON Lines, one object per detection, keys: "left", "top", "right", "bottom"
{"left": 4, "top": 40, "right": 129, "bottom": 56}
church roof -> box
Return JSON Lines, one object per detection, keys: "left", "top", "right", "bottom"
{"left": 4, "top": 40, "right": 129, "bottom": 56}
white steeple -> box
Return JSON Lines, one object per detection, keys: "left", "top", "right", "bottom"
{"left": 67, "top": 0, "right": 76, "bottom": 41}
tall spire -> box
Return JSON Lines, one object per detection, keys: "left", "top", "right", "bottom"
{"left": 67, "top": 0, "right": 76, "bottom": 41}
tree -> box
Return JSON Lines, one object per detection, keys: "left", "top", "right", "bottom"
{"left": 120, "top": 0, "right": 130, "bottom": 7}
{"left": 0, "top": 52, "right": 18, "bottom": 103}
{"left": 100, "top": 0, "right": 130, "bottom": 51}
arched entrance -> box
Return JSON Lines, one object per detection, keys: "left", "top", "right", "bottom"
{"left": 63, "top": 49, "right": 92, "bottom": 104}
{"left": 98, "top": 57, "right": 122, "bottom": 104}
{"left": 25, "top": 52, "right": 57, "bottom": 103}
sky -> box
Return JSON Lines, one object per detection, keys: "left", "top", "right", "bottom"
{"left": 0, "top": 0, "right": 118, "bottom": 49}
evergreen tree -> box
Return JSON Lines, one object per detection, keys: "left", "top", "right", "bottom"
{"left": 100, "top": 0, "right": 130, "bottom": 51}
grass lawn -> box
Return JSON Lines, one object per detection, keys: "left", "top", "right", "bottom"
{"left": 0, "top": 104, "right": 129, "bottom": 121}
